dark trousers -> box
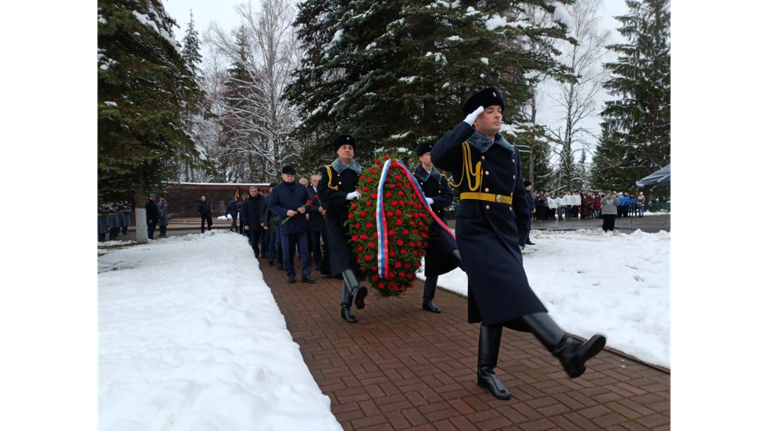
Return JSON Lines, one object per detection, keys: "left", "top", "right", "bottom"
{"left": 602, "top": 215, "right": 616, "bottom": 231}
{"left": 109, "top": 228, "right": 119, "bottom": 240}
{"left": 122, "top": 226, "right": 128, "bottom": 235}
{"left": 230, "top": 216, "right": 237, "bottom": 231}
{"left": 159, "top": 225, "right": 167, "bottom": 237}
{"left": 309, "top": 231, "right": 323, "bottom": 268}
{"left": 281, "top": 231, "right": 311, "bottom": 277}
{"left": 147, "top": 221, "right": 157, "bottom": 239}
{"left": 98, "top": 232, "right": 106, "bottom": 242}
{"left": 249, "top": 228, "right": 262, "bottom": 256}
{"left": 260, "top": 227, "right": 270, "bottom": 257}
{"left": 269, "top": 226, "right": 282, "bottom": 260}
{"left": 201, "top": 216, "right": 212, "bottom": 233}
{"left": 526, "top": 213, "right": 533, "bottom": 242}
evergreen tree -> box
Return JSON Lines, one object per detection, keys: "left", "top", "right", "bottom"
{"left": 592, "top": 0, "right": 670, "bottom": 191}
{"left": 181, "top": 9, "right": 203, "bottom": 79}
{"left": 98, "top": 0, "right": 205, "bottom": 241}
{"left": 516, "top": 123, "right": 554, "bottom": 190}
{"left": 287, "top": 0, "right": 576, "bottom": 165}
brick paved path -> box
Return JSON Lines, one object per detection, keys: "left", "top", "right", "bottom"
{"left": 261, "top": 259, "right": 670, "bottom": 431}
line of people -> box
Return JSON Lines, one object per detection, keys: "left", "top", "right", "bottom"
{"left": 532, "top": 190, "right": 646, "bottom": 221}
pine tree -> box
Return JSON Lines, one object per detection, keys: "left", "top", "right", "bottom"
{"left": 516, "top": 123, "right": 554, "bottom": 190}
{"left": 287, "top": 0, "right": 576, "bottom": 165}
{"left": 181, "top": 9, "right": 203, "bottom": 79}
{"left": 217, "top": 26, "right": 262, "bottom": 182}
{"left": 592, "top": 0, "right": 670, "bottom": 191}
{"left": 98, "top": 0, "right": 205, "bottom": 241}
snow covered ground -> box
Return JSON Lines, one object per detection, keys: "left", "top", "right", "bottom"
{"left": 98, "top": 231, "right": 342, "bottom": 431}
{"left": 419, "top": 228, "right": 670, "bottom": 368}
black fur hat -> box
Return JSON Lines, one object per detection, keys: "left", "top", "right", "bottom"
{"left": 334, "top": 134, "right": 358, "bottom": 151}
{"left": 416, "top": 142, "right": 434, "bottom": 157}
{"left": 281, "top": 165, "right": 297, "bottom": 175}
{"left": 462, "top": 87, "right": 505, "bottom": 116}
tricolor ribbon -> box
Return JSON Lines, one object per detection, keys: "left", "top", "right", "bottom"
{"left": 375, "top": 159, "right": 455, "bottom": 280}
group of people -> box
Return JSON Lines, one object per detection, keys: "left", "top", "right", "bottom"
{"left": 237, "top": 86, "right": 608, "bottom": 402}
{"left": 530, "top": 190, "right": 647, "bottom": 221}
{"left": 97, "top": 202, "right": 132, "bottom": 241}
{"left": 97, "top": 87, "right": 612, "bottom": 403}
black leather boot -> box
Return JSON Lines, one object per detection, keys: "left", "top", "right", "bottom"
{"left": 451, "top": 249, "right": 464, "bottom": 271}
{"left": 522, "top": 312, "right": 606, "bottom": 379}
{"left": 340, "top": 282, "right": 357, "bottom": 323}
{"left": 342, "top": 269, "right": 367, "bottom": 310}
{"left": 422, "top": 276, "right": 441, "bottom": 313}
{"left": 477, "top": 324, "right": 511, "bottom": 400}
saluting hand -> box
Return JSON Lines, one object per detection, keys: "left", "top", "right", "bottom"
{"left": 463, "top": 106, "right": 485, "bottom": 126}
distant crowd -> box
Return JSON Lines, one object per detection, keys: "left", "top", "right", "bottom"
{"left": 531, "top": 190, "right": 647, "bottom": 221}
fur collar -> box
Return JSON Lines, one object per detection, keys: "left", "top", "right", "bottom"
{"left": 413, "top": 164, "right": 442, "bottom": 183}
{"left": 467, "top": 129, "right": 515, "bottom": 154}
{"left": 332, "top": 157, "right": 362, "bottom": 175}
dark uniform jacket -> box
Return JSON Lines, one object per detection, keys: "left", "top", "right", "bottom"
{"left": 122, "top": 206, "right": 131, "bottom": 226}
{"left": 158, "top": 200, "right": 168, "bottom": 226}
{"left": 98, "top": 206, "right": 109, "bottom": 234}
{"left": 227, "top": 200, "right": 238, "bottom": 218}
{"left": 117, "top": 205, "right": 126, "bottom": 228}
{"left": 145, "top": 200, "right": 159, "bottom": 223}
{"left": 269, "top": 181, "right": 311, "bottom": 235}
{"left": 307, "top": 185, "right": 326, "bottom": 233}
{"left": 526, "top": 191, "right": 535, "bottom": 213}
{"left": 413, "top": 164, "right": 459, "bottom": 277}
{"left": 241, "top": 194, "right": 266, "bottom": 229}
{"left": 107, "top": 205, "right": 120, "bottom": 229}
{"left": 197, "top": 201, "right": 212, "bottom": 218}
{"left": 317, "top": 158, "right": 361, "bottom": 276}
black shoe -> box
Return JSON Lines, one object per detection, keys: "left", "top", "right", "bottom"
{"left": 521, "top": 312, "right": 605, "bottom": 378}
{"left": 302, "top": 275, "right": 316, "bottom": 283}
{"left": 341, "top": 305, "right": 358, "bottom": 323}
{"left": 354, "top": 286, "right": 368, "bottom": 310}
{"left": 268, "top": 259, "right": 274, "bottom": 266}
{"left": 342, "top": 270, "right": 367, "bottom": 309}
{"left": 422, "top": 277, "right": 441, "bottom": 313}
{"left": 555, "top": 335, "right": 607, "bottom": 378}
{"left": 287, "top": 275, "right": 296, "bottom": 284}
{"left": 422, "top": 300, "right": 441, "bottom": 313}
{"left": 477, "top": 324, "right": 510, "bottom": 400}
{"left": 477, "top": 369, "right": 511, "bottom": 400}
{"left": 525, "top": 240, "right": 535, "bottom": 245}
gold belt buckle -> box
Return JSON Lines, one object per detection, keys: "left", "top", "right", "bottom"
{"left": 495, "top": 194, "right": 502, "bottom": 203}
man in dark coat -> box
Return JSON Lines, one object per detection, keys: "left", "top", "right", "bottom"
{"left": 431, "top": 87, "right": 606, "bottom": 400}
{"left": 413, "top": 142, "right": 462, "bottom": 313}
{"left": 157, "top": 196, "right": 169, "bottom": 238}
{"left": 524, "top": 181, "right": 535, "bottom": 246}
{"left": 307, "top": 177, "right": 331, "bottom": 275}
{"left": 269, "top": 166, "right": 315, "bottom": 284}
{"left": 227, "top": 198, "right": 239, "bottom": 232}
{"left": 145, "top": 194, "right": 159, "bottom": 240}
{"left": 197, "top": 195, "right": 213, "bottom": 233}
{"left": 116, "top": 203, "right": 125, "bottom": 237}
{"left": 317, "top": 135, "right": 368, "bottom": 323}
{"left": 242, "top": 185, "right": 266, "bottom": 259}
